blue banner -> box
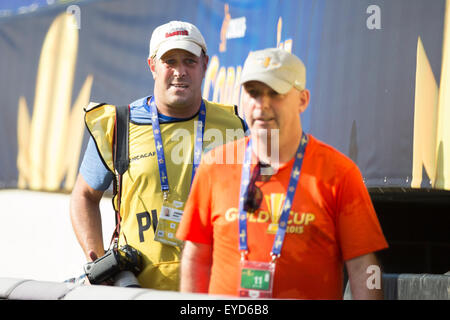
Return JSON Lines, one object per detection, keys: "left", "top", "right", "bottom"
{"left": 0, "top": 0, "right": 447, "bottom": 191}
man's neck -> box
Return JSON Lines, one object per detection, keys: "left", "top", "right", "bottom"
{"left": 251, "top": 126, "right": 303, "bottom": 169}
{"left": 151, "top": 96, "right": 202, "bottom": 119}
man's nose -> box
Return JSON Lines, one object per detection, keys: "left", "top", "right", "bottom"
{"left": 253, "top": 94, "right": 270, "bottom": 109}
{"left": 173, "top": 63, "right": 187, "bottom": 77}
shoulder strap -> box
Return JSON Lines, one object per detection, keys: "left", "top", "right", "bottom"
{"left": 234, "top": 104, "right": 248, "bottom": 132}
{"left": 114, "top": 105, "right": 130, "bottom": 175}
{"left": 111, "top": 105, "right": 129, "bottom": 246}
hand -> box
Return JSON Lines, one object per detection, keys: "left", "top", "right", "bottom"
{"left": 88, "top": 250, "right": 98, "bottom": 262}
{"left": 84, "top": 250, "right": 114, "bottom": 286}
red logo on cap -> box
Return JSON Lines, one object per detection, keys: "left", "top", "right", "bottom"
{"left": 165, "top": 30, "right": 189, "bottom": 38}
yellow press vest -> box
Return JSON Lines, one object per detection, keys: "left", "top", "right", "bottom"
{"left": 85, "top": 99, "right": 245, "bottom": 290}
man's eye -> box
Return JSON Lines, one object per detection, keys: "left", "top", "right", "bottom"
{"left": 270, "top": 91, "right": 283, "bottom": 98}
{"left": 248, "top": 90, "right": 259, "bottom": 97}
{"left": 164, "top": 59, "right": 176, "bottom": 65}
{"left": 185, "top": 59, "right": 197, "bottom": 65}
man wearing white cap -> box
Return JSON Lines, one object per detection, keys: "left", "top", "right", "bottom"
{"left": 70, "top": 21, "right": 246, "bottom": 290}
{"left": 177, "top": 48, "right": 388, "bottom": 299}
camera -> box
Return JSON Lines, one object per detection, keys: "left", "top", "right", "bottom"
{"left": 83, "top": 244, "right": 143, "bottom": 286}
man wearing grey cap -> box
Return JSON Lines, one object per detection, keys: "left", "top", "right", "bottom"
{"left": 70, "top": 21, "right": 246, "bottom": 290}
{"left": 178, "top": 48, "right": 388, "bottom": 299}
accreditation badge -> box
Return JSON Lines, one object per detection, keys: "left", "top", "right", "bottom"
{"left": 154, "top": 199, "right": 184, "bottom": 247}
{"left": 239, "top": 260, "right": 276, "bottom": 298}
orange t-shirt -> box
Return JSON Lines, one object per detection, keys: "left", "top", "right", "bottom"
{"left": 177, "top": 135, "right": 388, "bottom": 299}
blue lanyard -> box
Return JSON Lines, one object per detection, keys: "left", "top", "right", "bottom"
{"left": 148, "top": 97, "right": 206, "bottom": 198}
{"left": 238, "top": 132, "right": 309, "bottom": 260}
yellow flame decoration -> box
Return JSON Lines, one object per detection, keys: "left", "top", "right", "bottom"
{"left": 412, "top": 0, "right": 450, "bottom": 190}
{"left": 219, "top": 3, "right": 231, "bottom": 53}
{"left": 17, "top": 12, "right": 93, "bottom": 191}
{"left": 203, "top": 16, "right": 290, "bottom": 119}
{"left": 277, "top": 17, "right": 282, "bottom": 48}
{"left": 203, "top": 55, "right": 220, "bottom": 101}
{"left": 17, "top": 7, "right": 443, "bottom": 192}
{"left": 206, "top": 5, "right": 450, "bottom": 191}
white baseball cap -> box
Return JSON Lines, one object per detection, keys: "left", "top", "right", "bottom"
{"left": 240, "top": 48, "right": 306, "bottom": 94}
{"left": 149, "top": 21, "right": 207, "bottom": 59}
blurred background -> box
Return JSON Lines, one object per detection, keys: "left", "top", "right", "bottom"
{"left": 0, "top": 0, "right": 448, "bottom": 285}
{"left": 0, "top": 0, "right": 77, "bottom": 16}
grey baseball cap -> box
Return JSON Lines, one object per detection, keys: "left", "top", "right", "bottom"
{"left": 240, "top": 48, "right": 306, "bottom": 94}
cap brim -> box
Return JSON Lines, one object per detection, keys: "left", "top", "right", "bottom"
{"left": 240, "top": 73, "right": 293, "bottom": 94}
{"left": 156, "top": 40, "right": 203, "bottom": 59}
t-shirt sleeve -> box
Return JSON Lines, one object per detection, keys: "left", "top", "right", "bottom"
{"left": 79, "top": 137, "right": 114, "bottom": 191}
{"left": 176, "top": 158, "right": 214, "bottom": 245}
{"left": 336, "top": 166, "right": 389, "bottom": 261}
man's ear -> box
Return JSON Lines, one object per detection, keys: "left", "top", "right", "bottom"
{"left": 201, "top": 54, "right": 209, "bottom": 78}
{"left": 298, "top": 89, "right": 310, "bottom": 114}
{"left": 203, "top": 54, "right": 209, "bottom": 71}
{"left": 148, "top": 57, "right": 157, "bottom": 79}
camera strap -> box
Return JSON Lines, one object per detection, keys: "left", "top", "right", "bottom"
{"left": 110, "top": 104, "right": 130, "bottom": 247}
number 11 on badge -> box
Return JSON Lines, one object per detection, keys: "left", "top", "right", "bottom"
{"left": 239, "top": 260, "right": 275, "bottom": 298}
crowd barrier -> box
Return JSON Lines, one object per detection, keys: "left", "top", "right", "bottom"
{"left": 1, "top": 273, "right": 448, "bottom": 300}
{"left": 344, "top": 273, "right": 450, "bottom": 300}
{"left": 0, "top": 277, "right": 220, "bottom": 300}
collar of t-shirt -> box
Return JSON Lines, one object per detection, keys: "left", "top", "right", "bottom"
{"left": 128, "top": 95, "right": 196, "bottom": 124}
{"left": 158, "top": 112, "right": 185, "bottom": 123}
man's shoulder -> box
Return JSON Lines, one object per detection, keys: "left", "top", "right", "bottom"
{"left": 202, "top": 136, "right": 248, "bottom": 166}
{"left": 129, "top": 96, "right": 148, "bottom": 108}
{"left": 85, "top": 97, "right": 144, "bottom": 118}
{"left": 307, "top": 134, "right": 357, "bottom": 171}
{"left": 204, "top": 100, "right": 240, "bottom": 119}
{"left": 204, "top": 99, "right": 246, "bottom": 130}
{"left": 218, "top": 135, "right": 248, "bottom": 151}
{"left": 204, "top": 99, "right": 235, "bottom": 111}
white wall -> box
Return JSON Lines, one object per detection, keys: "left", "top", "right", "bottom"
{"left": 0, "top": 190, "right": 115, "bottom": 282}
